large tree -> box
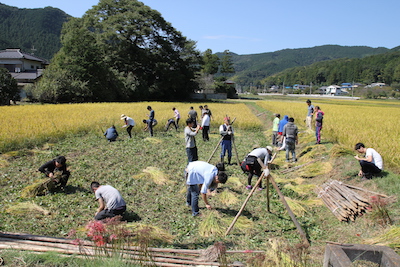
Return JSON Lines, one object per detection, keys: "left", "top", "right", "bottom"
{"left": 35, "top": 0, "right": 201, "bottom": 102}
{"left": 220, "top": 50, "right": 235, "bottom": 75}
{"left": 0, "top": 68, "right": 19, "bottom": 105}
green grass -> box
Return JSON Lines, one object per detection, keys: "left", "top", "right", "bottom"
{"left": 0, "top": 102, "right": 399, "bottom": 266}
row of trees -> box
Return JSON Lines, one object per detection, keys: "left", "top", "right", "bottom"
{"left": 262, "top": 50, "right": 400, "bottom": 88}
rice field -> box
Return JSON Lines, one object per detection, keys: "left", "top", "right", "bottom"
{"left": 258, "top": 99, "right": 400, "bottom": 170}
{"left": 0, "top": 102, "right": 262, "bottom": 153}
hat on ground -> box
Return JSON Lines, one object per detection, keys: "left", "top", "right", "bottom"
{"left": 120, "top": 114, "right": 127, "bottom": 120}
{"left": 266, "top": 146, "right": 273, "bottom": 152}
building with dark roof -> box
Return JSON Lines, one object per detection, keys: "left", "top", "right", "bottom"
{"left": 0, "top": 48, "right": 49, "bottom": 99}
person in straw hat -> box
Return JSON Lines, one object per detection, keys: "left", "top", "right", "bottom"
{"left": 120, "top": 114, "right": 135, "bottom": 138}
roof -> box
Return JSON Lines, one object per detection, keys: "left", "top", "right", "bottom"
{"left": 0, "top": 49, "right": 49, "bottom": 64}
{"left": 10, "top": 70, "right": 43, "bottom": 81}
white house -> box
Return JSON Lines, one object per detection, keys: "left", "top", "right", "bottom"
{"left": 326, "top": 85, "right": 346, "bottom": 96}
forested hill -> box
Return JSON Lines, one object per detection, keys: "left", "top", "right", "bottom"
{"left": 262, "top": 48, "right": 400, "bottom": 88}
{"left": 0, "top": 3, "right": 70, "bottom": 60}
{"left": 227, "top": 45, "right": 390, "bottom": 85}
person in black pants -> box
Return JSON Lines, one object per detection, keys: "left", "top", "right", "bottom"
{"left": 38, "top": 156, "right": 70, "bottom": 190}
{"left": 147, "top": 106, "right": 155, "bottom": 137}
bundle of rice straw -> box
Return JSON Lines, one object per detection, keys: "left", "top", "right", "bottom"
{"left": 142, "top": 166, "right": 171, "bottom": 185}
{"left": 21, "top": 178, "right": 55, "bottom": 197}
{"left": 6, "top": 201, "right": 51, "bottom": 215}
{"left": 199, "top": 210, "right": 225, "bottom": 237}
{"left": 125, "top": 222, "right": 174, "bottom": 245}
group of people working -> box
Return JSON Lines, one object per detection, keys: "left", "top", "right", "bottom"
{"left": 36, "top": 101, "right": 384, "bottom": 221}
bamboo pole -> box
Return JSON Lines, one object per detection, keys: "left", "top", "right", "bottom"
{"left": 207, "top": 117, "right": 237, "bottom": 164}
{"left": 341, "top": 182, "right": 389, "bottom": 198}
{"left": 225, "top": 172, "right": 265, "bottom": 236}
{"left": 269, "top": 175, "right": 310, "bottom": 246}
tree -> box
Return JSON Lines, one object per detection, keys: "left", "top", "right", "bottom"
{"left": 220, "top": 50, "right": 235, "bottom": 75}
{"left": 34, "top": 0, "right": 201, "bottom": 102}
{"left": 0, "top": 68, "right": 19, "bottom": 105}
{"left": 201, "top": 49, "right": 220, "bottom": 75}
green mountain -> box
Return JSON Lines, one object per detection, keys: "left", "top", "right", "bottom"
{"left": 262, "top": 48, "right": 400, "bottom": 87}
{"left": 226, "top": 45, "right": 390, "bottom": 86}
{"left": 0, "top": 3, "right": 70, "bottom": 60}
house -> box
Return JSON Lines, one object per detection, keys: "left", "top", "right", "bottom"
{"left": 293, "top": 84, "right": 309, "bottom": 90}
{"left": 318, "top": 86, "right": 328, "bottom": 94}
{"left": 0, "top": 49, "right": 49, "bottom": 91}
{"left": 326, "top": 85, "right": 347, "bottom": 96}
{"left": 365, "top": 83, "right": 386, "bottom": 88}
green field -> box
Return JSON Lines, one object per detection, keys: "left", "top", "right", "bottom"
{"left": 0, "top": 100, "right": 399, "bottom": 266}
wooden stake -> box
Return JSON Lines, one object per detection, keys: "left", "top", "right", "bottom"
{"left": 225, "top": 173, "right": 265, "bottom": 236}
{"left": 269, "top": 176, "right": 310, "bottom": 246}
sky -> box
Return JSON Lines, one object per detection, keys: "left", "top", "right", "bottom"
{"left": 2, "top": 0, "right": 399, "bottom": 55}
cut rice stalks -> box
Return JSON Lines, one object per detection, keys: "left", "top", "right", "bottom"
{"left": 125, "top": 222, "right": 174, "bottom": 245}
{"left": 216, "top": 190, "right": 239, "bottom": 206}
{"left": 142, "top": 166, "right": 171, "bottom": 185}
{"left": 365, "top": 226, "right": 400, "bottom": 249}
{"left": 6, "top": 201, "right": 51, "bottom": 216}
{"left": 198, "top": 210, "right": 225, "bottom": 237}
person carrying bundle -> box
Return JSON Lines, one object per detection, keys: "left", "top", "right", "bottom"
{"left": 38, "top": 156, "right": 70, "bottom": 191}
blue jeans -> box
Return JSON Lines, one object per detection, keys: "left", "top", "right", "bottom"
{"left": 220, "top": 140, "right": 232, "bottom": 157}
{"left": 186, "top": 185, "right": 200, "bottom": 216}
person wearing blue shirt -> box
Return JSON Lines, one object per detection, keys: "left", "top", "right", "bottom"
{"left": 185, "top": 161, "right": 228, "bottom": 216}
{"left": 104, "top": 125, "right": 118, "bottom": 142}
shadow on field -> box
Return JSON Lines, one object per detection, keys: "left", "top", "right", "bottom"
{"left": 216, "top": 208, "right": 259, "bottom": 220}
{"left": 123, "top": 211, "right": 141, "bottom": 222}
{"left": 64, "top": 186, "right": 91, "bottom": 194}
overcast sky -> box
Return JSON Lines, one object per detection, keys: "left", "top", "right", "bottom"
{"left": 2, "top": 0, "right": 399, "bottom": 55}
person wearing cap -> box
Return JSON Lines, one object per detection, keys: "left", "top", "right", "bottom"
{"left": 219, "top": 116, "right": 234, "bottom": 165}
{"left": 241, "top": 146, "right": 273, "bottom": 190}
{"left": 104, "top": 125, "right": 118, "bottom": 142}
{"left": 306, "top": 99, "right": 314, "bottom": 130}
{"left": 185, "top": 118, "right": 200, "bottom": 162}
{"left": 272, "top": 113, "right": 280, "bottom": 146}
{"left": 120, "top": 114, "right": 135, "bottom": 138}
{"left": 90, "top": 181, "right": 127, "bottom": 221}
{"left": 38, "top": 156, "right": 70, "bottom": 190}
{"left": 185, "top": 161, "right": 228, "bottom": 216}
{"left": 147, "top": 106, "right": 155, "bottom": 137}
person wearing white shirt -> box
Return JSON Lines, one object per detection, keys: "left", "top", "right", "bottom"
{"left": 201, "top": 111, "right": 210, "bottom": 141}
{"left": 354, "top": 142, "right": 383, "bottom": 180}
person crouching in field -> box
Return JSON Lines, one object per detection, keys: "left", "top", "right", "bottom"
{"left": 104, "top": 125, "right": 118, "bottom": 142}
{"left": 91, "top": 182, "right": 127, "bottom": 221}
{"left": 354, "top": 143, "right": 383, "bottom": 180}
{"left": 185, "top": 161, "right": 228, "bottom": 216}
{"left": 38, "top": 156, "right": 70, "bottom": 191}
